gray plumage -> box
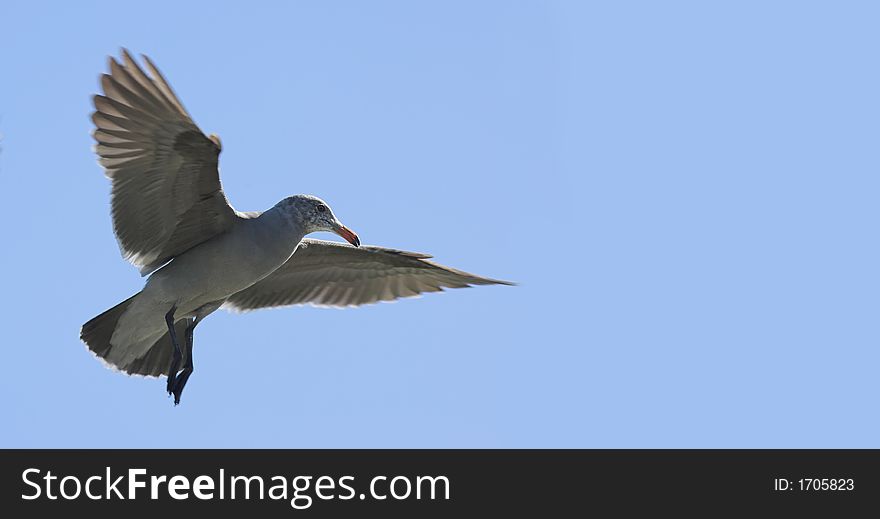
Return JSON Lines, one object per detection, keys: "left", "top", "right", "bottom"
{"left": 80, "top": 50, "right": 512, "bottom": 398}
{"left": 226, "top": 239, "right": 512, "bottom": 311}
{"left": 93, "top": 50, "right": 237, "bottom": 276}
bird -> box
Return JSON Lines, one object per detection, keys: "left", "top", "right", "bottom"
{"left": 80, "top": 50, "right": 513, "bottom": 405}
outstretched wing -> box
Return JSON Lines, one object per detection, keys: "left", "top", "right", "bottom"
{"left": 224, "top": 239, "right": 514, "bottom": 310}
{"left": 92, "top": 49, "right": 238, "bottom": 275}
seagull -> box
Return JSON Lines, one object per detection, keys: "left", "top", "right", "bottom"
{"left": 80, "top": 50, "right": 512, "bottom": 405}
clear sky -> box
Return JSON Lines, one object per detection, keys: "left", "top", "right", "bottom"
{"left": 1, "top": 1, "right": 878, "bottom": 448}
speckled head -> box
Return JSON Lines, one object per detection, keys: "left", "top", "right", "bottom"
{"left": 277, "top": 195, "right": 360, "bottom": 247}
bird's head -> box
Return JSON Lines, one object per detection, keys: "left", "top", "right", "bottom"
{"left": 279, "top": 195, "right": 360, "bottom": 247}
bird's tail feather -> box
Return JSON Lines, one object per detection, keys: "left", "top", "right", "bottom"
{"left": 80, "top": 294, "right": 190, "bottom": 378}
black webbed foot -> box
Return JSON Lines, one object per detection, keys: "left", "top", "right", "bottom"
{"left": 170, "top": 316, "right": 197, "bottom": 406}
{"left": 171, "top": 368, "right": 193, "bottom": 405}
{"left": 164, "top": 306, "right": 182, "bottom": 396}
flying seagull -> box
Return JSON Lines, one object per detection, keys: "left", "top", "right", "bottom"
{"left": 80, "top": 50, "right": 512, "bottom": 405}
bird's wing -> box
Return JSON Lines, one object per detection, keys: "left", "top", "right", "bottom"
{"left": 224, "top": 239, "right": 514, "bottom": 310}
{"left": 92, "top": 49, "right": 238, "bottom": 276}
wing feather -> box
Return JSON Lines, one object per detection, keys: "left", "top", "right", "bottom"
{"left": 225, "top": 239, "right": 513, "bottom": 311}
{"left": 92, "top": 50, "right": 238, "bottom": 275}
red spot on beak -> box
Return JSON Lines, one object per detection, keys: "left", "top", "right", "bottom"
{"left": 335, "top": 225, "right": 360, "bottom": 247}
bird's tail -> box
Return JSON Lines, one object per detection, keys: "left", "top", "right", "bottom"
{"left": 80, "top": 294, "right": 189, "bottom": 378}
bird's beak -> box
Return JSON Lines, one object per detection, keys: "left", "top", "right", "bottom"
{"left": 334, "top": 223, "right": 360, "bottom": 247}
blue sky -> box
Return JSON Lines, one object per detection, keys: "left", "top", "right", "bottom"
{"left": 1, "top": 1, "right": 878, "bottom": 447}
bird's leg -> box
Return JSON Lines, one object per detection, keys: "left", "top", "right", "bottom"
{"left": 171, "top": 317, "right": 198, "bottom": 405}
{"left": 164, "top": 306, "right": 181, "bottom": 395}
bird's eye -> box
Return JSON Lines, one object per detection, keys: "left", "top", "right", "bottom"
{"left": 316, "top": 204, "right": 327, "bottom": 213}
